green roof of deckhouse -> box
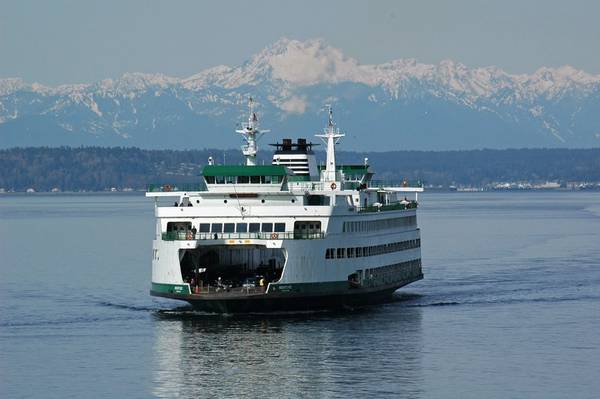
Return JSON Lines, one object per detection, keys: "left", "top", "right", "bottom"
{"left": 202, "top": 165, "right": 288, "bottom": 177}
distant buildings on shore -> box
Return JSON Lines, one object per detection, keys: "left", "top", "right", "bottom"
{"left": 438, "top": 181, "right": 600, "bottom": 192}
{"left": 0, "top": 187, "right": 138, "bottom": 193}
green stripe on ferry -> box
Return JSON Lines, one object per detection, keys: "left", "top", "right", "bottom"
{"left": 269, "top": 281, "right": 349, "bottom": 295}
{"left": 151, "top": 282, "right": 191, "bottom": 295}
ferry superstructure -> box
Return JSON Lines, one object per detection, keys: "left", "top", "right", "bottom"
{"left": 146, "top": 100, "right": 423, "bottom": 312}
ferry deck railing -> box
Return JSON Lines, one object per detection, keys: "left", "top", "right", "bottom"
{"left": 162, "top": 231, "right": 325, "bottom": 241}
{"left": 147, "top": 180, "right": 423, "bottom": 193}
{"left": 147, "top": 183, "right": 206, "bottom": 193}
{"left": 356, "top": 201, "right": 418, "bottom": 213}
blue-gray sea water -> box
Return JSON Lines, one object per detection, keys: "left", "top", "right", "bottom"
{"left": 1, "top": 192, "right": 599, "bottom": 398}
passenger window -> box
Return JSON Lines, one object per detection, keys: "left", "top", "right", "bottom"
{"left": 249, "top": 223, "right": 260, "bottom": 232}
{"left": 261, "top": 223, "right": 273, "bottom": 232}
{"left": 216, "top": 176, "right": 225, "bottom": 184}
{"left": 211, "top": 223, "right": 222, "bottom": 233}
{"left": 223, "top": 223, "right": 235, "bottom": 233}
{"left": 236, "top": 223, "right": 248, "bottom": 233}
{"left": 199, "top": 223, "right": 210, "bottom": 233}
{"left": 237, "top": 176, "right": 249, "bottom": 184}
{"left": 250, "top": 176, "right": 261, "bottom": 184}
{"left": 274, "top": 223, "right": 285, "bottom": 232}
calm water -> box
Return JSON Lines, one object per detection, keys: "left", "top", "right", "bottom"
{"left": 1, "top": 192, "right": 599, "bottom": 398}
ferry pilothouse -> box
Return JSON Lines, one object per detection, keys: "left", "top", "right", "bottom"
{"left": 146, "top": 100, "right": 424, "bottom": 312}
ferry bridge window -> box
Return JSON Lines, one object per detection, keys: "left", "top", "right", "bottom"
{"left": 236, "top": 223, "right": 248, "bottom": 233}
{"left": 274, "top": 223, "right": 286, "bottom": 232}
{"left": 211, "top": 223, "right": 222, "bottom": 233}
{"left": 261, "top": 223, "right": 273, "bottom": 233}
{"left": 205, "top": 176, "right": 216, "bottom": 184}
{"left": 250, "top": 176, "right": 261, "bottom": 184}
{"left": 272, "top": 176, "right": 282, "bottom": 184}
{"left": 249, "top": 223, "right": 260, "bottom": 233}
{"left": 223, "top": 223, "right": 235, "bottom": 233}
{"left": 225, "top": 176, "right": 235, "bottom": 184}
{"left": 216, "top": 176, "right": 225, "bottom": 184}
{"left": 261, "top": 175, "right": 272, "bottom": 184}
{"left": 237, "top": 176, "right": 250, "bottom": 184}
{"left": 199, "top": 223, "right": 210, "bottom": 233}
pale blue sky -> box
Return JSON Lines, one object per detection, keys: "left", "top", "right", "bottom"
{"left": 1, "top": 0, "right": 598, "bottom": 85}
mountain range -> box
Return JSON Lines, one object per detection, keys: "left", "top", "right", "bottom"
{"left": 1, "top": 38, "right": 599, "bottom": 150}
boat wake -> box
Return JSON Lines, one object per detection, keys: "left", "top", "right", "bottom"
{"left": 394, "top": 293, "right": 600, "bottom": 308}
{"left": 96, "top": 301, "right": 158, "bottom": 312}
{"left": 0, "top": 313, "right": 147, "bottom": 328}
{"left": 154, "top": 307, "right": 352, "bottom": 319}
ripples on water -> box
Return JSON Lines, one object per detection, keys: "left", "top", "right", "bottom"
{"left": 1, "top": 192, "right": 599, "bottom": 398}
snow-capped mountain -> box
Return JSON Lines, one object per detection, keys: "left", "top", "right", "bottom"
{"left": 1, "top": 38, "right": 599, "bottom": 150}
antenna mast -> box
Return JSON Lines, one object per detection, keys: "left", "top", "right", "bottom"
{"left": 236, "top": 97, "right": 269, "bottom": 166}
{"left": 315, "top": 105, "right": 344, "bottom": 182}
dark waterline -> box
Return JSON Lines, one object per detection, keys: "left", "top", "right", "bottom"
{"left": 1, "top": 192, "right": 599, "bottom": 398}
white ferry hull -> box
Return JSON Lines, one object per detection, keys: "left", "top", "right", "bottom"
{"left": 150, "top": 218, "right": 423, "bottom": 313}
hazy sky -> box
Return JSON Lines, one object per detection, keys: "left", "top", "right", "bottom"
{"left": 1, "top": 0, "right": 598, "bottom": 85}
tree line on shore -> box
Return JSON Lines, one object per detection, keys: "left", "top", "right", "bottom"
{"left": 1, "top": 146, "right": 599, "bottom": 191}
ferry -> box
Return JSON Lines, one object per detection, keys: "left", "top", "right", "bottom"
{"left": 146, "top": 100, "right": 423, "bottom": 312}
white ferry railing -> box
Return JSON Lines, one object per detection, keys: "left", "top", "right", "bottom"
{"left": 162, "top": 231, "right": 325, "bottom": 241}
{"left": 356, "top": 201, "right": 418, "bottom": 213}
{"left": 147, "top": 183, "right": 207, "bottom": 193}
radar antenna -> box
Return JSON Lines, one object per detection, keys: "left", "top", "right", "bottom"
{"left": 236, "top": 97, "right": 269, "bottom": 166}
{"left": 315, "top": 105, "right": 344, "bottom": 183}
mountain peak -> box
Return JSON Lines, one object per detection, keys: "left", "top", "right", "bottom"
{"left": 261, "top": 38, "right": 360, "bottom": 86}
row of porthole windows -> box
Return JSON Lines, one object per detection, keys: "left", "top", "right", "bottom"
{"left": 361, "top": 259, "right": 422, "bottom": 286}
{"left": 205, "top": 176, "right": 283, "bottom": 184}
{"left": 343, "top": 216, "right": 417, "bottom": 233}
{"left": 198, "top": 222, "right": 286, "bottom": 233}
{"left": 325, "top": 239, "right": 421, "bottom": 259}
{"left": 367, "top": 259, "right": 422, "bottom": 278}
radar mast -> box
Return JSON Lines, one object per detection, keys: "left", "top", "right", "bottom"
{"left": 315, "top": 105, "right": 345, "bottom": 182}
{"left": 236, "top": 97, "right": 269, "bottom": 166}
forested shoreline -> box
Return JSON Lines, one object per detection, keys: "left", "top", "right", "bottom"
{"left": 1, "top": 146, "right": 599, "bottom": 192}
